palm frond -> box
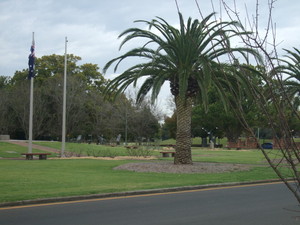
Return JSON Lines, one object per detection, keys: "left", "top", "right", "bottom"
{"left": 103, "top": 12, "right": 262, "bottom": 107}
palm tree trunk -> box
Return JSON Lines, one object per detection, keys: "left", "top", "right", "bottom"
{"left": 174, "top": 96, "right": 193, "bottom": 165}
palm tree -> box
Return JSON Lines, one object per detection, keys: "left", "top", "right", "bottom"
{"left": 276, "top": 48, "right": 300, "bottom": 105}
{"left": 104, "top": 13, "right": 260, "bottom": 164}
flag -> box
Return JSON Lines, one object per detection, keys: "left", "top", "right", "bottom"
{"left": 28, "top": 39, "right": 35, "bottom": 79}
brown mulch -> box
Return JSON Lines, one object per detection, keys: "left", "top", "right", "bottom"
{"left": 114, "top": 161, "right": 251, "bottom": 174}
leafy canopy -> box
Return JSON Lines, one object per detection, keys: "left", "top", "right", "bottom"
{"left": 104, "top": 13, "right": 261, "bottom": 107}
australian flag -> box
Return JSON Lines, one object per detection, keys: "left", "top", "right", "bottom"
{"left": 28, "top": 40, "right": 35, "bottom": 79}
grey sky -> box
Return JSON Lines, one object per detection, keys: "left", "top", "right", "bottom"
{"left": 1, "top": 0, "right": 299, "bottom": 77}
{"left": 0, "top": 0, "right": 299, "bottom": 114}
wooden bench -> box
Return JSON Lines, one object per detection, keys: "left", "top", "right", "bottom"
{"left": 21, "top": 153, "right": 51, "bottom": 160}
{"left": 160, "top": 151, "right": 176, "bottom": 157}
{"left": 126, "top": 146, "right": 138, "bottom": 149}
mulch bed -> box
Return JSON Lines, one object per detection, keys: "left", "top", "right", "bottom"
{"left": 114, "top": 161, "right": 251, "bottom": 174}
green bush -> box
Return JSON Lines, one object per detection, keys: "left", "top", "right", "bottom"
{"left": 86, "top": 149, "right": 117, "bottom": 158}
{"left": 125, "top": 146, "right": 153, "bottom": 157}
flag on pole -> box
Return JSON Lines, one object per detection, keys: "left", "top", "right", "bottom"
{"left": 28, "top": 38, "right": 35, "bottom": 79}
{"left": 28, "top": 32, "right": 35, "bottom": 153}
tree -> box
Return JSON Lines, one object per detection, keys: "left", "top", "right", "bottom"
{"left": 192, "top": 102, "right": 236, "bottom": 142}
{"left": 5, "top": 79, "right": 49, "bottom": 139}
{"left": 85, "top": 89, "right": 115, "bottom": 140}
{"left": 275, "top": 48, "right": 300, "bottom": 102}
{"left": 220, "top": 0, "right": 300, "bottom": 203}
{"left": 0, "top": 77, "right": 14, "bottom": 135}
{"left": 5, "top": 54, "right": 108, "bottom": 139}
{"left": 0, "top": 76, "right": 10, "bottom": 89}
{"left": 77, "top": 63, "right": 107, "bottom": 91}
{"left": 104, "top": 13, "right": 260, "bottom": 164}
{"left": 35, "top": 54, "right": 80, "bottom": 81}
{"left": 43, "top": 75, "right": 90, "bottom": 138}
{"left": 162, "top": 113, "right": 177, "bottom": 140}
{"left": 2, "top": 53, "right": 160, "bottom": 143}
{"left": 130, "top": 100, "right": 160, "bottom": 143}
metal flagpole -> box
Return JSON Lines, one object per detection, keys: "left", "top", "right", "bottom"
{"left": 61, "top": 37, "right": 68, "bottom": 157}
{"left": 28, "top": 32, "right": 35, "bottom": 153}
{"left": 28, "top": 75, "right": 34, "bottom": 153}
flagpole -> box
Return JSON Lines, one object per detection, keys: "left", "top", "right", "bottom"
{"left": 61, "top": 37, "right": 68, "bottom": 157}
{"left": 28, "top": 32, "right": 35, "bottom": 153}
{"left": 28, "top": 75, "right": 34, "bottom": 153}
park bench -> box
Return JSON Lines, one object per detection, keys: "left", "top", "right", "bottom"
{"left": 126, "top": 146, "right": 138, "bottom": 149}
{"left": 160, "top": 151, "right": 176, "bottom": 157}
{"left": 21, "top": 153, "right": 51, "bottom": 160}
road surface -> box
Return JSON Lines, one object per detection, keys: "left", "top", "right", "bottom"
{"left": 0, "top": 182, "right": 299, "bottom": 225}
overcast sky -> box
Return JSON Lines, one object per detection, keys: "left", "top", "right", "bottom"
{"left": 1, "top": 0, "right": 299, "bottom": 114}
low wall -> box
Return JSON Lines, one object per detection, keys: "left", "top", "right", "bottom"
{"left": 227, "top": 137, "right": 258, "bottom": 149}
{"left": 0, "top": 135, "right": 10, "bottom": 140}
{"left": 273, "top": 138, "right": 300, "bottom": 149}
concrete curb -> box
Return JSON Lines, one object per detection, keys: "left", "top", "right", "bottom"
{"left": 0, "top": 179, "right": 283, "bottom": 208}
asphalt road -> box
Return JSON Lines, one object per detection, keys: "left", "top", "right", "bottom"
{"left": 0, "top": 183, "right": 299, "bottom": 225}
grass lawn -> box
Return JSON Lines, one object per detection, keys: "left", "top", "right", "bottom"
{"left": 1, "top": 159, "right": 281, "bottom": 203}
{"left": 34, "top": 141, "right": 162, "bottom": 157}
{"left": 35, "top": 141, "right": 128, "bottom": 153}
{"left": 21, "top": 141, "right": 270, "bottom": 164}
{"left": 0, "top": 142, "right": 56, "bottom": 158}
{"left": 0, "top": 141, "right": 289, "bottom": 203}
{"left": 190, "top": 148, "right": 267, "bottom": 164}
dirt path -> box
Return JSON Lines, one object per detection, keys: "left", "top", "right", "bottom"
{"left": 6, "top": 140, "right": 60, "bottom": 153}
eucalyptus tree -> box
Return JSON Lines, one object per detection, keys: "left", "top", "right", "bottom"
{"left": 104, "top": 13, "right": 261, "bottom": 164}
{"left": 0, "top": 76, "right": 13, "bottom": 135}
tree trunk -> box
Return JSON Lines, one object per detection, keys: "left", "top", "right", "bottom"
{"left": 174, "top": 96, "right": 193, "bottom": 165}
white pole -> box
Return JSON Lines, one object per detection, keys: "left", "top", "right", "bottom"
{"left": 125, "top": 106, "right": 128, "bottom": 145}
{"left": 28, "top": 77, "right": 34, "bottom": 153}
{"left": 61, "top": 37, "right": 68, "bottom": 157}
{"left": 28, "top": 32, "right": 35, "bottom": 153}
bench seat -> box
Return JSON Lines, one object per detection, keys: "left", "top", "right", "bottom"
{"left": 21, "top": 153, "right": 51, "bottom": 160}
{"left": 160, "top": 151, "right": 176, "bottom": 157}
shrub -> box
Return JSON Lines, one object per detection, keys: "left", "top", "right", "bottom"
{"left": 125, "top": 146, "right": 153, "bottom": 158}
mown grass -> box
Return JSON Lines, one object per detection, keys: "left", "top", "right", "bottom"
{"left": 35, "top": 141, "right": 162, "bottom": 157}
{"left": 23, "top": 141, "right": 270, "bottom": 165}
{"left": 190, "top": 148, "right": 267, "bottom": 164}
{"left": 35, "top": 141, "right": 128, "bottom": 153}
{"left": 0, "top": 159, "right": 281, "bottom": 203}
{"left": 0, "top": 142, "right": 53, "bottom": 158}
{"left": 0, "top": 140, "right": 281, "bottom": 165}
{"left": 0, "top": 141, "right": 290, "bottom": 203}
{"left": 0, "top": 141, "right": 161, "bottom": 158}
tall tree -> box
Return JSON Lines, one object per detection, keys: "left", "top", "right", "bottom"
{"left": 220, "top": 0, "right": 300, "bottom": 203}
{"left": 0, "top": 76, "right": 10, "bottom": 89}
{"left": 7, "top": 80, "right": 49, "bottom": 139}
{"left": 0, "top": 77, "right": 13, "bottom": 135}
{"left": 162, "top": 113, "right": 177, "bottom": 140}
{"left": 104, "top": 13, "right": 260, "bottom": 164}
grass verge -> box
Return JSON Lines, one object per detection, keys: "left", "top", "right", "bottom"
{"left": 0, "top": 142, "right": 53, "bottom": 158}
{"left": 1, "top": 141, "right": 290, "bottom": 204}
{"left": 1, "top": 159, "right": 282, "bottom": 203}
